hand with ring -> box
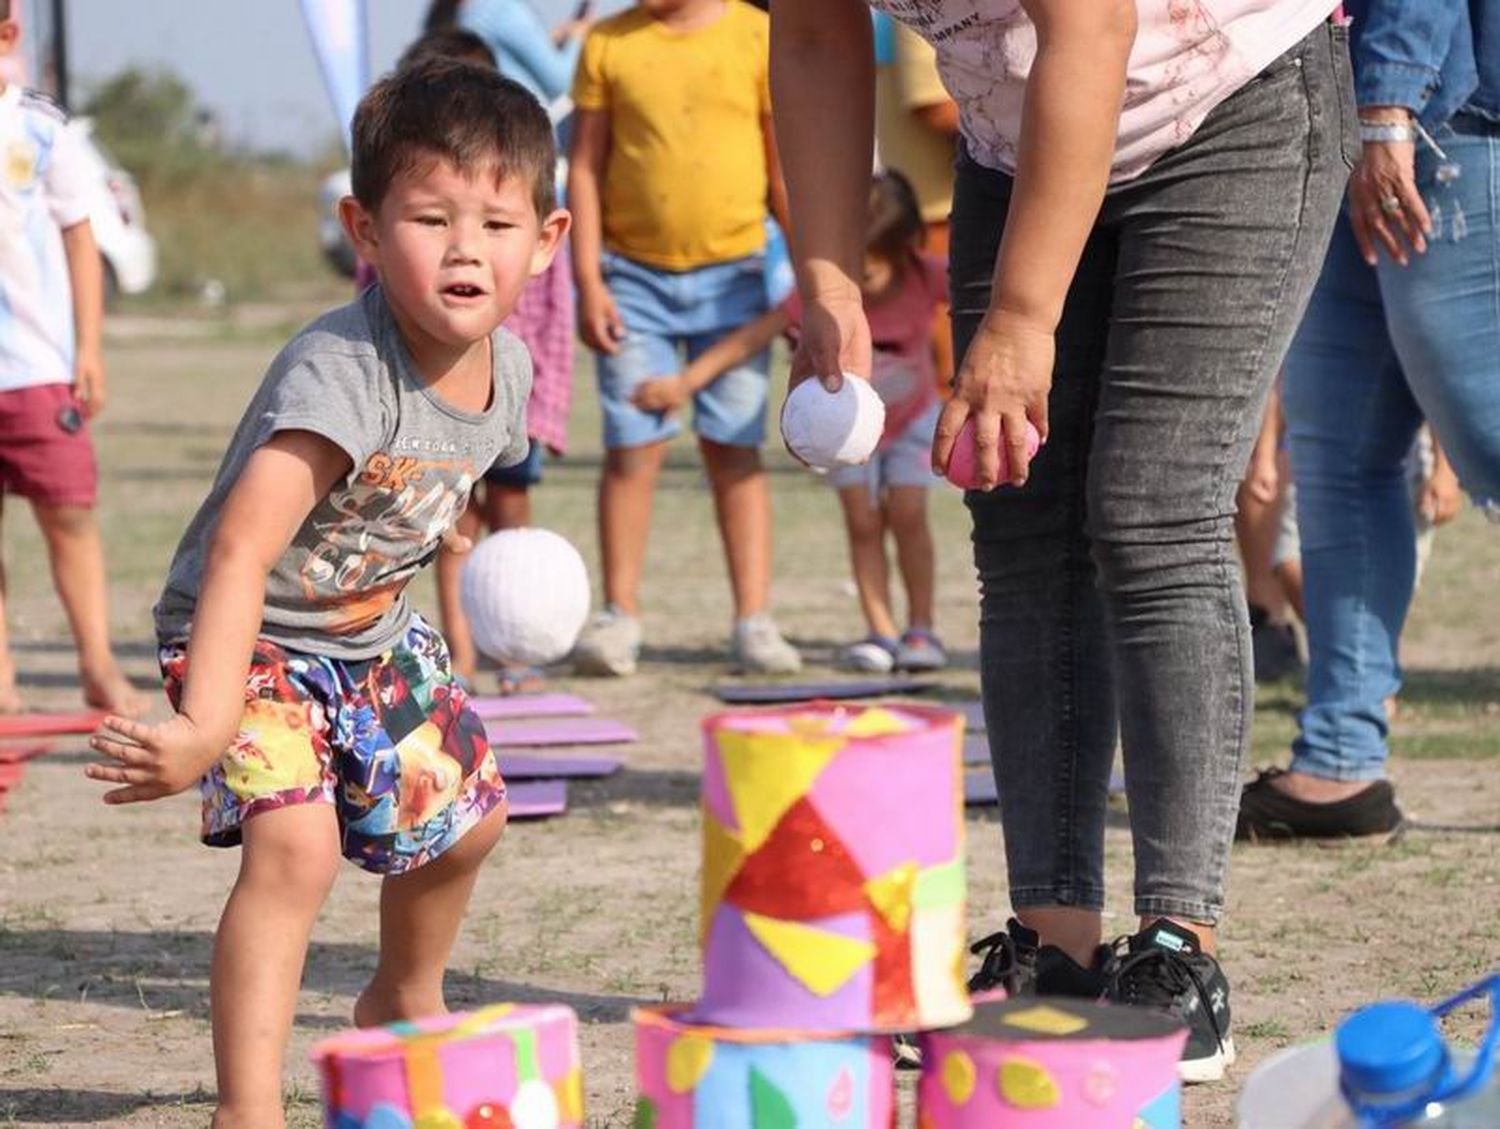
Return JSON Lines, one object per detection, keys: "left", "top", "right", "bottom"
{"left": 1348, "top": 106, "right": 1432, "bottom": 267}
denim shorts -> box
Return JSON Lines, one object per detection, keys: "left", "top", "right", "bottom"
{"left": 483, "top": 440, "right": 543, "bottom": 487}
{"left": 596, "top": 251, "right": 770, "bottom": 450}
{"left": 827, "top": 401, "right": 941, "bottom": 494}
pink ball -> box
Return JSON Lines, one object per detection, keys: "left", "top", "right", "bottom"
{"left": 944, "top": 416, "right": 1042, "bottom": 490}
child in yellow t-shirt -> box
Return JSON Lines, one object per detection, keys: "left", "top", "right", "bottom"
{"left": 566, "top": 0, "right": 801, "bottom": 679}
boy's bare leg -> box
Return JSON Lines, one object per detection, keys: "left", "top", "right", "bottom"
{"left": 31, "top": 501, "right": 144, "bottom": 716}
{"left": 598, "top": 442, "right": 666, "bottom": 615}
{"left": 211, "top": 805, "right": 343, "bottom": 1129}
{"left": 483, "top": 482, "right": 531, "bottom": 531}
{"left": 700, "top": 439, "right": 771, "bottom": 620}
{"left": 356, "top": 803, "right": 507, "bottom": 1026}
{"left": 0, "top": 501, "right": 21, "bottom": 713}
{"left": 436, "top": 498, "right": 486, "bottom": 683}
{"left": 836, "top": 486, "right": 899, "bottom": 640}
{"left": 884, "top": 486, "right": 936, "bottom": 630}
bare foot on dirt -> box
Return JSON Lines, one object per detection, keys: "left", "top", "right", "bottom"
{"left": 82, "top": 663, "right": 146, "bottom": 718}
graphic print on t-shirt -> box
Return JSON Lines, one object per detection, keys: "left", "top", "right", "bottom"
{"left": 298, "top": 439, "right": 477, "bottom": 636}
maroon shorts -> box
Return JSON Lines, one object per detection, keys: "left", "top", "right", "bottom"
{"left": 0, "top": 384, "right": 98, "bottom": 506}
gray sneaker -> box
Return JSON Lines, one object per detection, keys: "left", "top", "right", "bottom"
{"left": 731, "top": 613, "right": 803, "bottom": 675}
{"left": 571, "top": 605, "right": 642, "bottom": 677}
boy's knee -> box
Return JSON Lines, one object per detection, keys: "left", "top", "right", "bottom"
{"left": 239, "top": 809, "right": 342, "bottom": 902}
{"left": 32, "top": 502, "right": 96, "bottom": 538}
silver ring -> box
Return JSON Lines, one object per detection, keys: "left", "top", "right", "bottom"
{"left": 1379, "top": 195, "right": 1403, "bottom": 214}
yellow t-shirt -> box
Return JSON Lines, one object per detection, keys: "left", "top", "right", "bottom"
{"left": 874, "top": 24, "right": 957, "bottom": 225}
{"left": 572, "top": 2, "right": 770, "bottom": 271}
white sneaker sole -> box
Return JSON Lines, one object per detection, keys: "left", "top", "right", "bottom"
{"left": 1178, "top": 1036, "right": 1236, "bottom": 1084}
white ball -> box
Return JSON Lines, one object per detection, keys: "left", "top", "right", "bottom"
{"left": 779, "top": 375, "right": 886, "bottom": 471}
{"left": 459, "top": 528, "right": 591, "bottom": 667}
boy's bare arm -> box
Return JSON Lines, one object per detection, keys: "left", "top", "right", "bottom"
{"left": 60, "top": 220, "right": 105, "bottom": 417}
{"left": 632, "top": 307, "right": 792, "bottom": 412}
{"left": 87, "top": 431, "right": 353, "bottom": 805}
{"left": 568, "top": 107, "right": 624, "bottom": 354}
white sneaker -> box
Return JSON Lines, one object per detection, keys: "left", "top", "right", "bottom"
{"left": 731, "top": 613, "right": 802, "bottom": 674}
{"left": 839, "top": 635, "right": 898, "bottom": 673}
{"left": 571, "top": 605, "right": 642, "bottom": 677}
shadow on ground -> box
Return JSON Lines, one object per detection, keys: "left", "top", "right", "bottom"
{"left": 0, "top": 929, "right": 643, "bottom": 1026}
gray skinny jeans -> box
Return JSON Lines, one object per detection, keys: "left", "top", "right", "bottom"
{"left": 956, "top": 24, "right": 1356, "bottom": 924}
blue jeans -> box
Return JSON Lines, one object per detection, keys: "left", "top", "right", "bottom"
{"left": 957, "top": 24, "right": 1354, "bottom": 923}
{"left": 1283, "top": 117, "right": 1500, "bottom": 782}
{"left": 595, "top": 251, "right": 771, "bottom": 450}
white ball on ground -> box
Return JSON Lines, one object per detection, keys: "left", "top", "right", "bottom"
{"left": 459, "top": 528, "right": 591, "bottom": 667}
{"left": 779, "top": 374, "right": 886, "bottom": 471}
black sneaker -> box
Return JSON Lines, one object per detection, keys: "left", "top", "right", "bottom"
{"left": 967, "top": 918, "right": 1040, "bottom": 996}
{"left": 1101, "top": 919, "right": 1235, "bottom": 1084}
{"left": 1236, "top": 768, "right": 1405, "bottom": 842}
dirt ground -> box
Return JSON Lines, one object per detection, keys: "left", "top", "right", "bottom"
{"left": 1, "top": 313, "right": 1497, "bottom": 1127}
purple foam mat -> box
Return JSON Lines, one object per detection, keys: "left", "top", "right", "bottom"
{"left": 963, "top": 733, "right": 989, "bottom": 766}
{"left": 469, "top": 693, "right": 595, "bottom": 721}
{"left": 507, "top": 779, "right": 568, "bottom": 819}
{"left": 713, "top": 678, "right": 939, "bottom": 705}
{"left": 485, "top": 716, "right": 638, "bottom": 748}
{"left": 965, "top": 767, "right": 1127, "bottom": 807}
{"left": 498, "top": 753, "right": 622, "bottom": 780}
{"left": 952, "top": 700, "right": 986, "bottom": 732}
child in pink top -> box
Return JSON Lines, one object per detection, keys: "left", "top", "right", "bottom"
{"left": 633, "top": 172, "right": 947, "bottom": 673}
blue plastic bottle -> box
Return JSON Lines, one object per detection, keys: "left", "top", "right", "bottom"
{"left": 1238, "top": 975, "right": 1500, "bottom": 1127}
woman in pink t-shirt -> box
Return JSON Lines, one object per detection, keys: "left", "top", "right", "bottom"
{"left": 772, "top": 0, "right": 1353, "bottom": 1082}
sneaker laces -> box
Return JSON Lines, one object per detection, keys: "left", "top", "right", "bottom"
{"left": 1102, "top": 939, "right": 1227, "bottom": 1051}
{"left": 967, "top": 929, "right": 1029, "bottom": 994}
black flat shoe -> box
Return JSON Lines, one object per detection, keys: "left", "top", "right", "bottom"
{"left": 1236, "top": 768, "right": 1404, "bottom": 842}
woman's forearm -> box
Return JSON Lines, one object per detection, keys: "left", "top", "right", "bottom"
{"left": 769, "top": 0, "right": 874, "bottom": 302}
{"left": 992, "top": 1, "right": 1137, "bottom": 331}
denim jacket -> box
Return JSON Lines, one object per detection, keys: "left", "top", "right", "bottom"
{"left": 1346, "top": 0, "right": 1500, "bottom": 128}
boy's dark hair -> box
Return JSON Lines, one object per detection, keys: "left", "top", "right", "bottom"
{"left": 866, "top": 169, "right": 925, "bottom": 266}
{"left": 352, "top": 58, "right": 556, "bottom": 217}
{"left": 398, "top": 28, "right": 498, "bottom": 72}
{"left": 0, "top": 2, "right": 10, "bottom": 21}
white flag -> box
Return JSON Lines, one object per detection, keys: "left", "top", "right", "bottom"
{"left": 300, "top": 0, "right": 368, "bottom": 152}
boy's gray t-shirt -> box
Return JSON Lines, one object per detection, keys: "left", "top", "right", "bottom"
{"left": 154, "top": 286, "right": 532, "bottom": 660}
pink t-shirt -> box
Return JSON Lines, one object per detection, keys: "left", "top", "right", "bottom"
{"left": 871, "top": 0, "right": 1335, "bottom": 182}
{"left": 784, "top": 255, "right": 946, "bottom": 448}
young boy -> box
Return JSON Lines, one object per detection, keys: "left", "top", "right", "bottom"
{"left": 567, "top": 0, "right": 801, "bottom": 677}
{"left": 0, "top": 5, "right": 141, "bottom": 716}
{"left": 86, "top": 60, "right": 569, "bottom": 1128}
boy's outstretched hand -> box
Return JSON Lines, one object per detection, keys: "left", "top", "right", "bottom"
{"left": 86, "top": 714, "right": 219, "bottom": 804}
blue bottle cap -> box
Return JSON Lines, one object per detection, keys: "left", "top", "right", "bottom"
{"left": 1336, "top": 1001, "right": 1445, "bottom": 1097}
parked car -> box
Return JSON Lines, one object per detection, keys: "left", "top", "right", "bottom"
{"left": 319, "top": 167, "right": 358, "bottom": 279}
{"left": 70, "top": 117, "right": 158, "bottom": 298}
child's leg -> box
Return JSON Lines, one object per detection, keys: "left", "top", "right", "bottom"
{"left": 699, "top": 439, "right": 772, "bottom": 619}
{"left": 884, "top": 486, "right": 937, "bottom": 630}
{"left": 435, "top": 495, "right": 487, "bottom": 683}
{"left": 0, "top": 498, "right": 20, "bottom": 713}
{"left": 837, "top": 485, "right": 900, "bottom": 640}
{"left": 484, "top": 482, "right": 532, "bottom": 530}
{"left": 598, "top": 441, "right": 667, "bottom": 614}
{"left": 355, "top": 804, "right": 507, "bottom": 1026}
{"left": 212, "top": 804, "right": 343, "bottom": 1129}
{"left": 30, "top": 501, "right": 143, "bottom": 715}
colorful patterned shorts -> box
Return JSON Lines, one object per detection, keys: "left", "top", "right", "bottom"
{"left": 160, "top": 615, "right": 505, "bottom": 875}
